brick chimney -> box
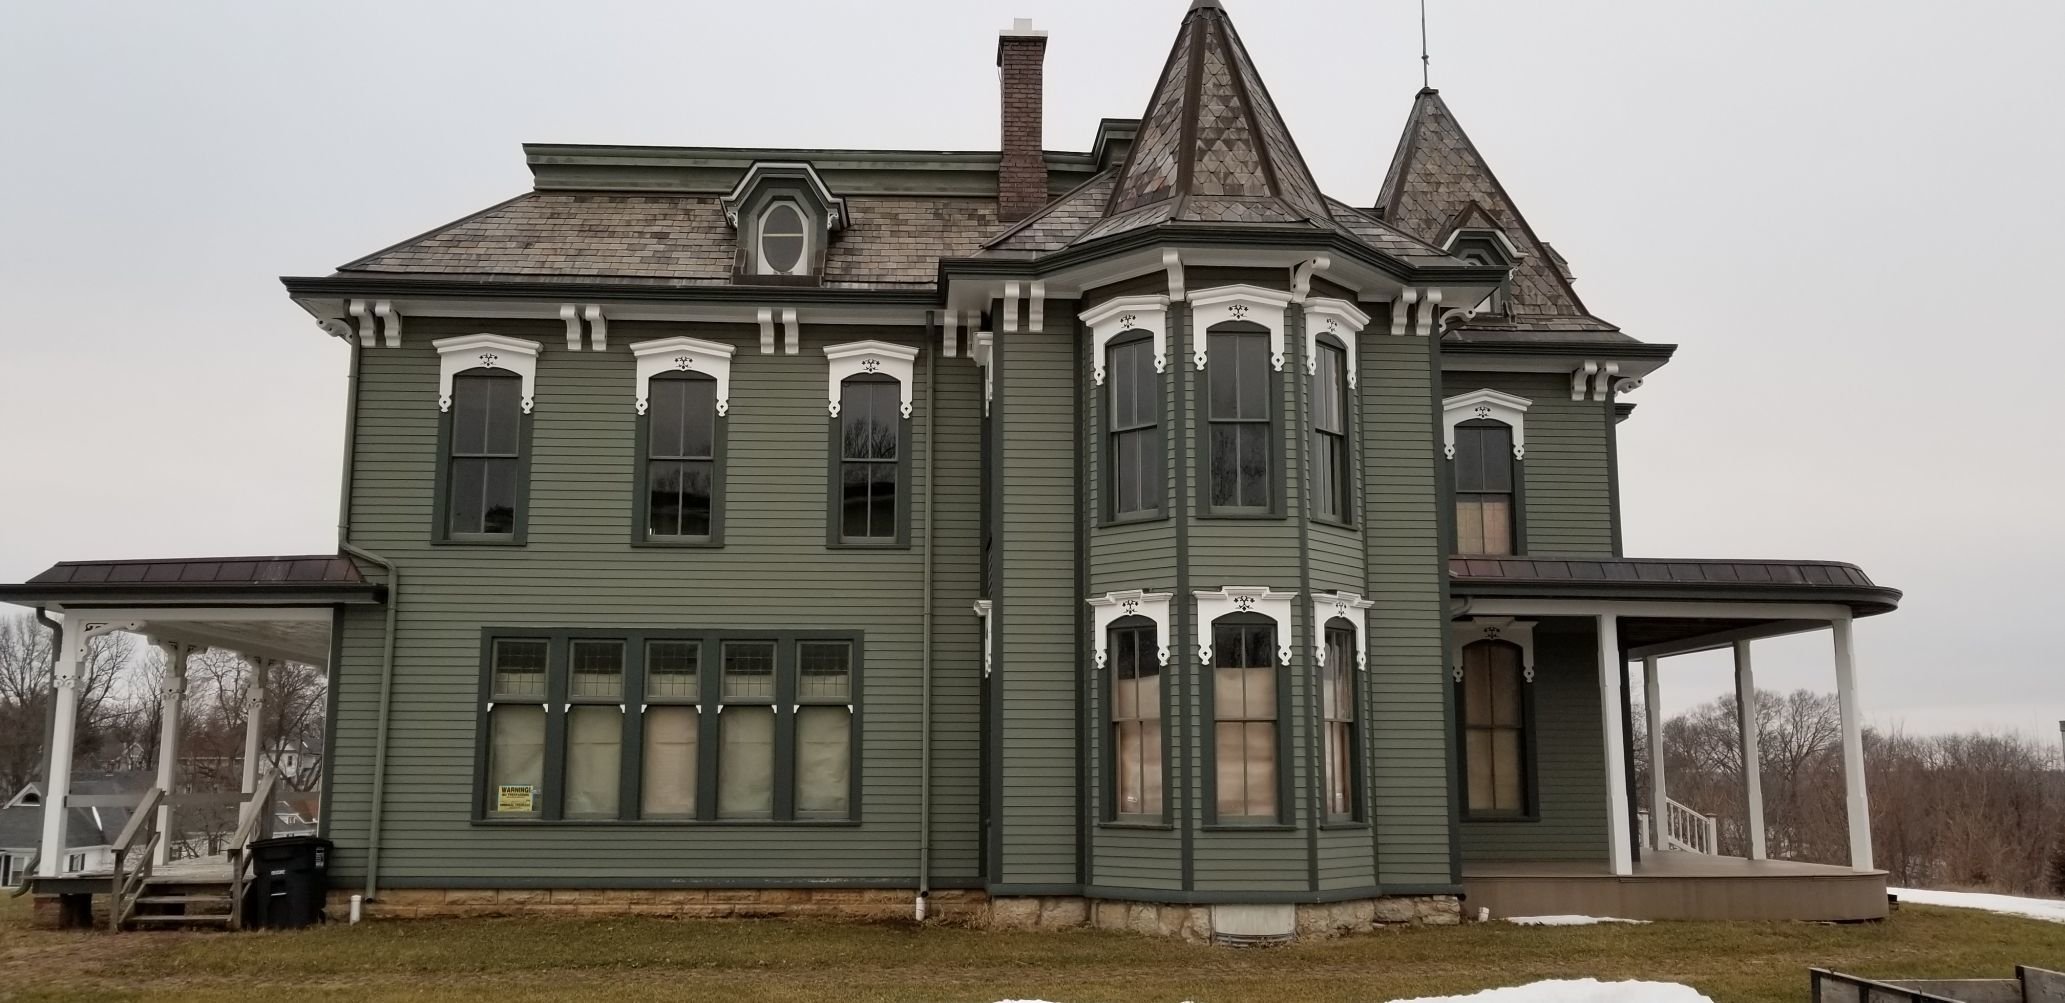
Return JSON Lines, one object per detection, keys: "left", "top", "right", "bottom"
{"left": 996, "top": 18, "right": 1049, "bottom": 223}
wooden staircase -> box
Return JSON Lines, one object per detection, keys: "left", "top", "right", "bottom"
{"left": 125, "top": 878, "right": 238, "bottom": 929}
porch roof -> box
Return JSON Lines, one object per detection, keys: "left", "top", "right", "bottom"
{"left": 1449, "top": 556, "right": 1901, "bottom": 617}
{"left": 0, "top": 555, "right": 383, "bottom": 609}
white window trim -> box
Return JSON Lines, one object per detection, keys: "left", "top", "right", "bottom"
{"left": 1078, "top": 295, "right": 1170, "bottom": 385}
{"left": 1303, "top": 297, "right": 1369, "bottom": 389}
{"left": 825, "top": 340, "right": 920, "bottom": 418}
{"left": 630, "top": 336, "right": 736, "bottom": 416}
{"left": 1193, "top": 586, "right": 1300, "bottom": 665}
{"left": 755, "top": 199, "right": 813, "bottom": 277}
{"left": 433, "top": 334, "right": 542, "bottom": 414}
{"left": 973, "top": 600, "right": 994, "bottom": 677}
{"left": 970, "top": 331, "right": 995, "bottom": 416}
{"left": 1311, "top": 591, "right": 1375, "bottom": 671}
{"left": 1442, "top": 388, "right": 1530, "bottom": 460}
{"left": 1188, "top": 284, "right": 1293, "bottom": 371}
{"left": 1087, "top": 589, "right": 1174, "bottom": 668}
{"left": 1451, "top": 617, "right": 1538, "bottom": 683}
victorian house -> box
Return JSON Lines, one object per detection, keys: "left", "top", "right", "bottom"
{"left": 5, "top": 0, "right": 1900, "bottom": 937}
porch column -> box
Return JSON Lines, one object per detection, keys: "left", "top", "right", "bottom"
{"left": 1831, "top": 616, "right": 1873, "bottom": 870}
{"left": 1733, "top": 642, "right": 1767, "bottom": 860}
{"left": 1643, "top": 656, "right": 1666, "bottom": 850}
{"left": 37, "top": 625, "right": 89, "bottom": 876}
{"left": 1597, "top": 614, "right": 1633, "bottom": 875}
{"left": 239, "top": 658, "right": 268, "bottom": 828}
{"left": 151, "top": 643, "right": 190, "bottom": 867}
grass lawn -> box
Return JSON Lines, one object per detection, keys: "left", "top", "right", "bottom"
{"left": 1, "top": 892, "right": 2060, "bottom": 1003}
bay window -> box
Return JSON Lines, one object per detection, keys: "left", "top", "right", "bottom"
{"left": 1204, "top": 329, "right": 1276, "bottom": 514}
{"left": 1210, "top": 618, "right": 1281, "bottom": 821}
{"left": 1107, "top": 622, "right": 1164, "bottom": 819}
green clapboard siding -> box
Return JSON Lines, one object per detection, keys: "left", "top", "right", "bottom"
{"left": 1459, "top": 622, "right": 1608, "bottom": 863}
{"left": 331, "top": 316, "right": 982, "bottom": 887}
{"left": 1447, "top": 370, "right": 1615, "bottom": 556}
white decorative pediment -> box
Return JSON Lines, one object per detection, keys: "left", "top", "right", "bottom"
{"left": 1310, "top": 591, "right": 1375, "bottom": 671}
{"left": 1079, "top": 295, "right": 1170, "bottom": 385}
{"left": 1188, "top": 284, "right": 1293, "bottom": 371}
{"left": 1441, "top": 388, "right": 1530, "bottom": 460}
{"left": 1303, "top": 297, "right": 1370, "bottom": 389}
{"left": 824, "top": 340, "right": 920, "bottom": 418}
{"left": 1087, "top": 590, "right": 1174, "bottom": 668}
{"left": 970, "top": 331, "right": 995, "bottom": 416}
{"left": 1193, "top": 586, "right": 1300, "bottom": 665}
{"left": 433, "top": 334, "right": 542, "bottom": 413}
{"left": 1450, "top": 617, "right": 1538, "bottom": 683}
{"left": 973, "top": 600, "right": 994, "bottom": 677}
{"left": 631, "top": 336, "right": 736, "bottom": 417}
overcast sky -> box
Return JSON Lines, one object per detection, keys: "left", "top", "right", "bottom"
{"left": 2, "top": 1, "right": 2060, "bottom": 739}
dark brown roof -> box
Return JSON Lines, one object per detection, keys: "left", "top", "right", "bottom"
{"left": 1377, "top": 89, "right": 1624, "bottom": 338}
{"left": 1, "top": 555, "right": 382, "bottom": 606}
{"left": 1450, "top": 556, "right": 1901, "bottom": 615}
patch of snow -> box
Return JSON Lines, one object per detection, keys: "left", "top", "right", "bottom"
{"left": 1386, "top": 979, "right": 1713, "bottom": 1002}
{"left": 1891, "top": 887, "right": 2065, "bottom": 923}
{"left": 1504, "top": 915, "right": 1649, "bottom": 926}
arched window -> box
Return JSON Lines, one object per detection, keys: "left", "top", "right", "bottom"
{"left": 1320, "top": 620, "right": 1359, "bottom": 820}
{"left": 643, "top": 372, "right": 720, "bottom": 541}
{"left": 1453, "top": 420, "right": 1516, "bottom": 555}
{"left": 1107, "top": 333, "right": 1162, "bottom": 519}
{"left": 1204, "top": 327, "right": 1276, "bottom": 514}
{"left": 446, "top": 370, "right": 525, "bottom": 539}
{"left": 1311, "top": 336, "right": 1351, "bottom": 522}
{"left": 1459, "top": 639, "right": 1531, "bottom": 817}
{"left": 757, "top": 201, "right": 809, "bottom": 276}
{"left": 1211, "top": 615, "right": 1281, "bottom": 821}
{"left": 1107, "top": 619, "right": 1164, "bottom": 819}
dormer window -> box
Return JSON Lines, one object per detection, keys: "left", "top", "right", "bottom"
{"left": 757, "top": 201, "right": 809, "bottom": 276}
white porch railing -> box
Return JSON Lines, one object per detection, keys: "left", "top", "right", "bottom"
{"left": 1659, "top": 797, "right": 1719, "bottom": 854}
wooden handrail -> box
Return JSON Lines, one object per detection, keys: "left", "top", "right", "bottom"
{"left": 227, "top": 773, "right": 282, "bottom": 930}
{"left": 110, "top": 788, "right": 165, "bottom": 855}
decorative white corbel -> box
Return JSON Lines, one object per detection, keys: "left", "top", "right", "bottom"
{"left": 1311, "top": 591, "right": 1375, "bottom": 671}
{"left": 1079, "top": 295, "right": 1169, "bottom": 385}
{"left": 1390, "top": 288, "right": 1418, "bottom": 337}
{"left": 782, "top": 308, "right": 799, "bottom": 355}
{"left": 1302, "top": 297, "right": 1369, "bottom": 388}
{"left": 825, "top": 340, "right": 920, "bottom": 418}
{"left": 1028, "top": 281, "right": 1046, "bottom": 333}
{"left": 971, "top": 331, "right": 995, "bottom": 415}
{"left": 1613, "top": 377, "right": 1644, "bottom": 396}
{"left": 317, "top": 318, "right": 352, "bottom": 340}
{"left": 374, "top": 300, "right": 402, "bottom": 348}
{"left": 1415, "top": 288, "right": 1444, "bottom": 337}
{"left": 1163, "top": 249, "right": 1186, "bottom": 302}
{"left": 1441, "top": 388, "right": 1530, "bottom": 460}
{"left": 562, "top": 304, "right": 583, "bottom": 351}
{"left": 1290, "top": 255, "right": 1330, "bottom": 304}
{"left": 1451, "top": 617, "right": 1538, "bottom": 683}
{"left": 1087, "top": 590, "right": 1174, "bottom": 668}
{"left": 1591, "top": 361, "right": 1619, "bottom": 402}
{"left": 757, "top": 308, "right": 776, "bottom": 354}
{"left": 433, "top": 333, "right": 542, "bottom": 413}
{"left": 1192, "top": 586, "right": 1300, "bottom": 665}
{"left": 631, "top": 335, "right": 736, "bottom": 416}
{"left": 972, "top": 600, "right": 993, "bottom": 677}
{"left": 940, "top": 311, "right": 959, "bottom": 359}
{"left": 583, "top": 305, "right": 608, "bottom": 351}
{"left": 1571, "top": 360, "right": 1599, "bottom": 401}
{"left": 348, "top": 299, "right": 376, "bottom": 348}
{"left": 1188, "top": 284, "right": 1292, "bottom": 371}
{"left": 1002, "top": 281, "right": 1021, "bottom": 335}
{"left": 81, "top": 620, "right": 146, "bottom": 640}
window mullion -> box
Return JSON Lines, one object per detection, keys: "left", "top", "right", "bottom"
{"left": 774, "top": 640, "right": 798, "bottom": 821}
{"left": 540, "top": 637, "right": 569, "bottom": 822}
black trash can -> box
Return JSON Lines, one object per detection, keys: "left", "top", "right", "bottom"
{"left": 243, "top": 836, "right": 331, "bottom": 929}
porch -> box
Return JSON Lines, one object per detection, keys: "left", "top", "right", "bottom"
{"left": 1463, "top": 851, "right": 1888, "bottom": 922}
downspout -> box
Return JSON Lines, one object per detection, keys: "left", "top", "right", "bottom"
{"left": 327, "top": 329, "right": 401, "bottom": 901}
{"left": 915, "top": 339, "right": 937, "bottom": 919}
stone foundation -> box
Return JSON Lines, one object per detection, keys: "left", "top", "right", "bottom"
{"left": 325, "top": 887, "right": 988, "bottom": 922}
{"left": 982, "top": 894, "right": 1462, "bottom": 942}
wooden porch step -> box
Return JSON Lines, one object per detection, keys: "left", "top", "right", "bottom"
{"left": 127, "top": 914, "right": 233, "bottom": 926}
{"left": 135, "top": 894, "right": 233, "bottom": 907}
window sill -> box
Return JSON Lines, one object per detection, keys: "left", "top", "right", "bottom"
{"left": 436, "top": 536, "right": 526, "bottom": 547}
{"left": 1312, "top": 516, "right": 1358, "bottom": 532}
{"left": 632, "top": 538, "right": 725, "bottom": 549}
{"left": 1201, "top": 822, "right": 1296, "bottom": 832}
{"left": 1319, "top": 820, "right": 1368, "bottom": 831}
{"left": 826, "top": 540, "right": 911, "bottom": 551}
{"left": 1461, "top": 813, "right": 1540, "bottom": 824}
{"left": 1099, "top": 820, "right": 1174, "bottom": 831}
{"left": 472, "top": 818, "right": 862, "bottom": 828}
{"left": 1196, "top": 512, "right": 1286, "bottom": 522}
{"left": 1097, "top": 512, "right": 1169, "bottom": 530}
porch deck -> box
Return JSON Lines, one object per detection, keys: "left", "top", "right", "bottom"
{"left": 1463, "top": 851, "right": 1889, "bottom": 922}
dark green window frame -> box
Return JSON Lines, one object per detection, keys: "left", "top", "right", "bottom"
{"left": 1311, "top": 335, "right": 1354, "bottom": 526}
{"left": 1102, "top": 618, "right": 1169, "bottom": 824}
{"left": 1103, "top": 333, "right": 1165, "bottom": 523}
{"left": 471, "top": 628, "right": 863, "bottom": 825}
{"left": 632, "top": 371, "right": 727, "bottom": 547}
{"left": 1455, "top": 638, "right": 1538, "bottom": 821}
{"left": 826, "top": 374, "right": 912, "bottom": 548}
{"left": 1320, "top": 621, "right": 1362, "bottom": 823}
{"left": 1199, "top": 326, "right": 1284, "bottom": 518}
{"left": 432, "top": 369, "right": 532, "bottom": 546}
{"left": 1451, "top": 418, "right": 1523, "bottom": 556}
{"left": 1201, "top": 613, "right": 1293, "bottom": 827}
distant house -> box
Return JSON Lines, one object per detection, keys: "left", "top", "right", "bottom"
{"left": 0, "top": 771, "right": 148, "bottom": 883}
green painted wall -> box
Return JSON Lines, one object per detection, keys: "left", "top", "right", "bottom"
{"left": 1458, "top": 620, "right": 1608, "bottom": 863}
{"left": 332, "top": 316, "right": 983, "bottom": 887}
{"left": 1444, "top": 369, "right": 1616, "bottom": 556}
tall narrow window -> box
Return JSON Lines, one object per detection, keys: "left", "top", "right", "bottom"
{"left": 645, "top": 372, "right": 718, "bottom": 540}
{"left": 1312, "top": 339, "right": 1351, "bottom": 521}
{"left": 447, "top": 371, "right": 523, "bottom": 538}
{"left": 1461, "top": 640, "right": 1529, "bottom": 816}
{"left": 563, "top": 640, "right": 624, "bottom": 819}
{"left": 794, "top": 641, "right": 853, "bottom": 818}
{"left": 641, "top": 640, "right": 700, "bottom": 818}
{"left": 1107, "top": 337, "right": 1162, "bottom": 518}
{"left": 838, "top": 377, "right": 901, "bottom": 543}
{"left": 1453, "top": 422, "right": 1516, "bottom": 555}
{"left": 1212, "top": 620, "right": 1279, "bottom": 820}
{"left": 758, "top": 202, "right": 808, "bottom": 276}
{"left": 486, "top": 639, "right": 549, "bottom": 817}
{"left": 718, "top": 641, "right": 777, "bottom": 819}
{"left": 1321, "top": 625, "right": 1358, "bottom": 820}
{"left": 1108, "top": 623, "right": 1163, "bottom": 818}
{"left": 1206, "top": 330, "right": 1274, "bottom": 512}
